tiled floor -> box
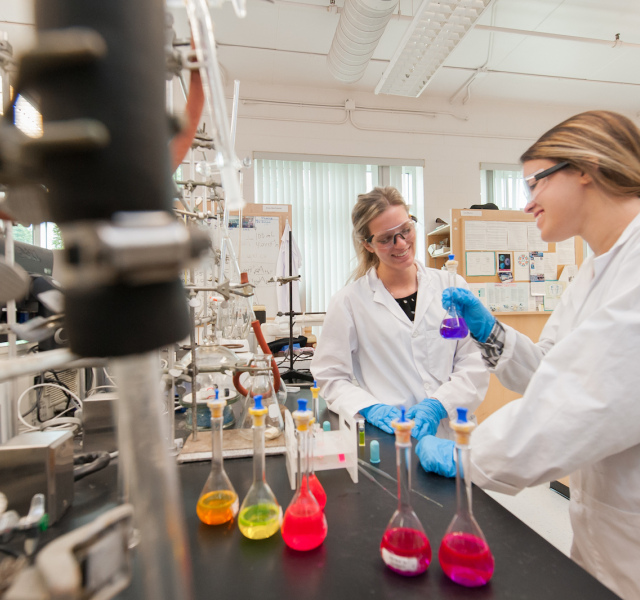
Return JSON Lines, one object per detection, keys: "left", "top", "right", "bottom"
{"left": 485, "top": 483, "right": 573, "bottom": 557}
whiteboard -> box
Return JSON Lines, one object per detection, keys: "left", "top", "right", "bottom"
{"left": 229, "top": 214, "right": 281, "bottom": 316}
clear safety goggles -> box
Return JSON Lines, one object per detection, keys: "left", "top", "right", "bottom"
{"left": 523, "top": 161, "right": 570, "bottom": 203}
{"left": 365, "top": 215, "right": 417, "bottom": 249}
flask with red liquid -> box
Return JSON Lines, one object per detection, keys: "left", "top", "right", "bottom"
{"left": 440, "top": 254, "right": 469, "bottom": 339}
{"left": 438, "top": 407, "right": 495, "bottom": 587}
{"left": 380, "top": 407, "right": 432, "bottom": 576}
{"left": 281, "top": 399, "right": 328, "bottom": 550}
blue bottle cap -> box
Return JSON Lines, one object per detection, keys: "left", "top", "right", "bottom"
{"left": 254, "top": 394, "right": 264, "bottom": 410}
{"left": 399, "top": 406, "right": 407, "bottom": 422}
{"left": 215, "top": 388, "right": 219, "bottom": 399}
{"left": 456, "top": 407, "right": 468, "bottom": 422}
{"left": 323, "top": 421, "right": 331, "bottom": 432}
{"left": 297, "top": 398, "right": 308, "bottom": 412}
{"left": 448, "top": 253, "right": 455, "bottom": 260}
{"left": 370, "top": 440, "right": 381, "bottom": 464}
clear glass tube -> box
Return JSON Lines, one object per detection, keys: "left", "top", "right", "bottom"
{"left": 112, "top": 352, "right": 193, "bottom": 600}
{"left": 281, "top": 399, "right": 327, "bottom": 551}
{"left": 380, "top": 408, "right": 431, "bottom": 576}
{"left": 438, "top": 408, "right": 494, "bottom": 587}
{"left": 196, "top": 394, "right": 238, "bottom": 525}
{"left": 440, "top": 253, "right": 469, "bottom": 339}
{"left": 238, "top": 394, "right": 281, "bottom": 539}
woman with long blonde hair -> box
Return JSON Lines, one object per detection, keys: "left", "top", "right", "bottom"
{"left": 311, "top": 186, "right": 489, "bottom": 438}
{"left": 418, "top": 111, "right": 640, "bottom": 600}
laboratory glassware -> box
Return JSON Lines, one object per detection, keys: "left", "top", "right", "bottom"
{"left": 438, "top": 407, "right": 495, "bottom": 587}
{"left": 281, "top": 399, "right": 328, "bottom": 551}
{"left": 238, "top": 395, "right": 282, "bottom": 539}
{"left": 238, "top": 354, "right": 284, "bottom": 440}
{"left": 380, "top": 407, "right": 431, "bottom": 576}
{"left": 196, "top": 391, "right": 239, "bottom": 525}
{"left": 440, "top": 254, "right": 469, "bottom": 339}
{"left": 308, "top": 381, "right": 327, "bottom": 510}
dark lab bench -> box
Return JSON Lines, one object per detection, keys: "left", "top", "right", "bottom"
{"left": 59, "top": 391, "right": 619, "bottom": 600}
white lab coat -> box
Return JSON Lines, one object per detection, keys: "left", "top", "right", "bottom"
{"left": 310, "top": 262, "right": 489, "bottom": 439}
{"left": 470, "top": 213, "right": 640, "bottom": 600}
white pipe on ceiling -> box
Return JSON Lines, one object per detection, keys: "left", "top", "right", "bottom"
{"left": 475, "top": 25, "right": 640, "bottom": 50}
{"left": 326, "top": 0, "right": 399, "bottom": 84}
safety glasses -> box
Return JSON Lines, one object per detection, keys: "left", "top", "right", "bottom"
{"left": 523, "top": 161, "right": 570, "bottom": 202}
{"left": 365, "top": 215, "right": 417, "bottom": 249}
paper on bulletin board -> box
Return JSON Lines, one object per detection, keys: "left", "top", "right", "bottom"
{"left": 468, "top": 283, "right": 488, "bottom": 308}
{"left": 465, "top": 251, "right": 496, "bottom": 276}
{"left": 485, "top": 222, "right": 508, "bottom": 250}
{"left": 507, "top": 222, "right": 528, "bottom": 251}
{"left": 529, "top": 251, "right": 545, "bottom": 295}
{"left": 544, "top": 280, "right": 568, "bottom": 311}
{"left": 513, "top": 251, "right": 530, "bottom": 281}
{"left": 486, "top": 282, "right": 530, "bottom": 312}
{"left": 559, "top": 264, "right": 578, "bottom": 283}
{"left": 464, "top": 221, "right": 487, "bottom": 251}
{"left": 556, "top": 238, "right": 576, "bottom": 265}
{"left": 544, "top": 252, "right": 558, "bottom": 281}
{"left": 527, "top": 224, "right": 548, "bottom": 251}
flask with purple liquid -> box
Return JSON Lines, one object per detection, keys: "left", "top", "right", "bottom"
{"left": 440, "top": 254, "right": 469, "bottom": 339}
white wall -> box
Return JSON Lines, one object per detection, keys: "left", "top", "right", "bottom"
{"left": 223, "top": 80, "right": 633, "bottom": 230}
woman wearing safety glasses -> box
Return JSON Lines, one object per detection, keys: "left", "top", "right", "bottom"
{"left": 311, "top": 186, "right": 489, "bottom": 441}
{"left": 416, "top": 111, "right": 640, "bottom": 600}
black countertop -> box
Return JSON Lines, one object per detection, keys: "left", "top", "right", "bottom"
{"left": 55, "top": 390, "right": 619, "bottom": 599}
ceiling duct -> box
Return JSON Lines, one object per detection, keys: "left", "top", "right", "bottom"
{"left": 327, "top": 0, "right": 399, "bottom": 84}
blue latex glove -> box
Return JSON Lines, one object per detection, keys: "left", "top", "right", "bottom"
{"left": 442, "top": 287, "right": 496, "bottom": 343}
{"left": 415, "top": 435, "right": 456, "bottom": 478}
{"left": 406, "top": 398, "right": 448, "bottom": 440}
{"left": 360, "top": 404, "right": 401, "bottom": 435}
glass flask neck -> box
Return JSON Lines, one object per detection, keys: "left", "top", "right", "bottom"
{"left": 210, "top": 415, "right": 224, "bottom": 475}
{"left": 446, "top": 263, "right": 458, "bottom": 289}
{"left": 297, "top": 428, "right": 312, "bottom": 496}
{"left": 396, "top": 441, "right": 413, "bottom": 513}
{"left": 455, "top": 442, "right": 473, "bottom": 518}
{"left": 253, "top": 423, "right": 266, "bottom": 484}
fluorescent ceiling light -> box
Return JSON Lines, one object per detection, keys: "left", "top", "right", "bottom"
{"left": 375, "top": 0, "right": 493, "bottom": 97}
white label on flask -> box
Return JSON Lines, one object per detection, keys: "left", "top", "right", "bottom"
{"left": 381, "top": 548, "right": 419, "bottom": 573}
{"left": 231, "top": 498, "right": 239, "bottom": 517}
{"left": 268, "top": 403, "right": 280, "bottom": 419}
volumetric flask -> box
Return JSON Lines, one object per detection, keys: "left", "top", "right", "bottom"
{"left": 380, "top": 407, "right": 431, "bottom": 576}
{"left": 238, "top": 395, "right": 282, "bottom": 539}
{"left": 281, "top": 399, "right": 328, "bottom": 551}
{"left": 440, "top": 254, "right": 469, "bottom": 339}
{"left": 196, "top": 391, "right": 239, "bottom": 525}
{"left": 438, "top": 407, "right": 494, "bottom": 586}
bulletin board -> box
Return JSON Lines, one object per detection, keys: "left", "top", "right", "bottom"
{"left": 229, "top": 204, "right": 292, "bottom": 317}
{"left": 449, "top": 208, "right": 583, "bottom": 314}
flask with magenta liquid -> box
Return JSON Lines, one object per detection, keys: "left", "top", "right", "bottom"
{"left": 308, "top": 381, "right": 327, "bottom": 510}
{"left": 196, "top": 390, "right": 239, "bottom": 525}
{"left": 380, "top": 407, "right": 432, "bottom": 576}
{"left": 438, "top": 407, "right": 495, "bottom": 587}
{"left": 440, "top": 254, "right": 469, "bottom": 339}
{"left": 238, "top": 395, "right": 282, "bottom": 540}
{"left": 281, "top": 399, "right": 328, "bottom": 551}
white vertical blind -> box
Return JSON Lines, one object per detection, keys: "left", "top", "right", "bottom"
{"left": 255, "top": 159, "right": 377, "bottom": 312}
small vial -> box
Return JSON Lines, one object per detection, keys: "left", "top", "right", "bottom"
{"left": 370, "top": 440, "right": 380, "bottom": 464}
{"left": 358, "top": 421, "right": 365, "bottom": 446}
